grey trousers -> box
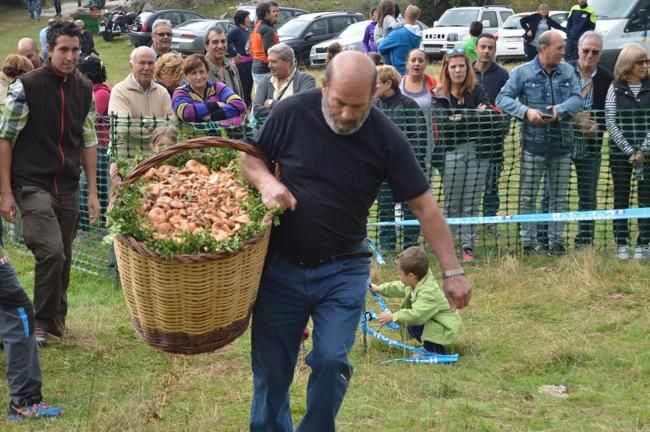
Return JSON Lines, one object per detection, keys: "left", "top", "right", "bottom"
{"left": 13, "top": 185, "right": 79, "bottom": 334}
{"left": 0, "top": 238, "right": 43, "bottom": 406}
{"left": 442, "top": 142, "right": 489, "bottom": 249}
{"left": 518, "top": 151, "right": 571, "bottom": 246}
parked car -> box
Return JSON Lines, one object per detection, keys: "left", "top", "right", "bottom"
{"left": 420, "top": 6, "right": 514, "bottom": 59}
{"left": 128, "top": 9, "right": 206, "bottom": 47}
{"left": 171, "top": 19, "right": 235, "bottom": 54}
{"left": 235, "top": 4, "right": 307, "bottom": 27}
{"left": 495, "top": 11, "right": 568, "bottom": 62}
{"left": 278, "top": 11, "right": 364, "bottom": 66}
{"left": 309, "top": 19, "right": 429, "bottom": 68}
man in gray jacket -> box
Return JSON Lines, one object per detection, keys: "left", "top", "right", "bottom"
{"left": 496, "top": 31, "right": 582, "bottom": 255}
{"left": 253, "top": 43, "right": 316, "bottom": 119}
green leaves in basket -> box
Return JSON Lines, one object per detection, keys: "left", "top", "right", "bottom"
{"left": 107, "top": 148, "right": 270, "bottom": 260}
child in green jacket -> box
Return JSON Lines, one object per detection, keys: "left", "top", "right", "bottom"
{"left": 370, "top": 246, "right": 464, "bottom": 354}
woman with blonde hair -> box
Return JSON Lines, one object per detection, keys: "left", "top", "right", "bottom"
{"left": 374, "top": 65, "right": 427, "bottom": 250}
{"left": 432, "top": 49, "right": 491, "bottom": 262}
{"left": 605, "top": 43, "right": 650, "bottom": 260}
{"left": 520, "top": 4, "right": 565, "bottom": 61}
{"left": 1, "top": 54, "right": 33, "bottom": 105}
{"left": 154, "top": 52, "right": 184, "bottom": 97}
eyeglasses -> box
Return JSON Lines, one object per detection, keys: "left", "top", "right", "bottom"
{"left": 580, "top": 48, "right": 600, "bottom": 56}
{"left": 635, "top": 59, "right": 650, "bottom": 66}
{"left": 445, "top": 48, "right": 465, "bottom": 55}
{"left": 155, "top": 32, "right": 173, "bottom": 37}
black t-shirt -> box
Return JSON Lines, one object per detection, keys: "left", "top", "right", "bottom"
{"left": 250, "top": 89, "right": 430, "bottom": 261}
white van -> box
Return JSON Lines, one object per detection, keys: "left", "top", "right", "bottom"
{"left": 420, "top": 6, "right": 514, "bottom": 59}
{"left": 589, "top": 0, "right": 650, "bottom": 70}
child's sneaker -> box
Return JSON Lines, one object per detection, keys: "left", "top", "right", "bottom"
{"left": 462, "top": 248, "right": 474, "bottom": 263}
{"left": 8, "top": 401, "right": 63, "bottom": 420}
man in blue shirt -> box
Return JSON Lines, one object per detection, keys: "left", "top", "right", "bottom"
{"left": 496, "top": 31, "right": 582, "bottom": 255}
{"left": 377, "top": 5, "right": 422, "bottom": 75}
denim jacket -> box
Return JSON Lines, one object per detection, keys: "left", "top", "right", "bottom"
{"left": 496, "top": 57, "right": 582, "bottom": 156}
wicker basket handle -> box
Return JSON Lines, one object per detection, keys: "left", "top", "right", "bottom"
{"left": 120, "top": 136, "right": 272, "bottom": 186}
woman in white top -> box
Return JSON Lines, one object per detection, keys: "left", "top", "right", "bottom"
{"left": 399, "top": 49, "right": 438, "bottom": 178}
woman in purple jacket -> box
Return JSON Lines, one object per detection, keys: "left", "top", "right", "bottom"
{"left": 362, "top": 7, "right": 378, "bottom": 53}
{"left": 172, "top": 54, "right": 247, "bottom": 126}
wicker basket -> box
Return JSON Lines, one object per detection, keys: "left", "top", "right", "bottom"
{"left": 112, "top": 137, "right": 274, "bottom": 354}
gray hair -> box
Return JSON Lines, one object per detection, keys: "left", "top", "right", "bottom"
{"left": 130, "top": 46, "right": 156, "bottom": 64}
{"left": 579, "top": 31, "right": 603, "bottom": 49}
{"left": 152, "top": 19, "right": 173, "bottom": 33}
{"left": 74, "top": 19, "right": 85, "bottom": 28}
{"left": 268, "top": 43, "right": 295, "bottom": 64}
{"left": 537, "top": 31, "right": 553, "bottom": 49}
{"left": 204, "top": 26, "right": 226, "bottom": 46}
{"left": 16, "top": 37, "right": 38, "bottom": 52}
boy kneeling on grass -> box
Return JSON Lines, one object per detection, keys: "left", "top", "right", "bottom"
{"left": 370, "top": 246, "right": 464, "bottom": 354}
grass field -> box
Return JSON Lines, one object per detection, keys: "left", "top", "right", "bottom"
{"left": 1, "top": 2, "right": 650, "bottom": 431}
{"left": 0, "top": 245, "right": 648, "bottom": 431}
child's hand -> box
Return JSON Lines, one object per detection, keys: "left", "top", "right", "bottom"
{"left": 377, "top": 312, "right": 393, "bottom": 324}
{"left": 369, "top": 283, "right": 380, "bottom": 293}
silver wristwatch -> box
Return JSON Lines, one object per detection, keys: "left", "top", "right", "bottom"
{"left": 442, "top": 268, "right": 465, "bottom": 279}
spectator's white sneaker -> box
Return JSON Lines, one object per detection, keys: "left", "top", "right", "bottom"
{"left": 617, "top": 245, "right": 630, "bottom": 260}
{"left": 633, "top": 246, "right": 647, "bottom": 260}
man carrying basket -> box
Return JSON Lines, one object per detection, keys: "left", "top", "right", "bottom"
{"left": 241, "top": 51, "right": 471, "bottom": 432}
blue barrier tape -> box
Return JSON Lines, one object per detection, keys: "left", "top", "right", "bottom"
{"left": 366, "top": 238, "right": 385, "bottom": 265}
{"left": 368, "top": 207, "right": 650, "bottom": 227}
{"left": 362, "top": 323, "right": 459, "bottom": 364}
{"left": 382, "top": 354, "right": 459, "bottom": 365}
{"left": 364, "top": 309, "right": 400, "bottom": 331}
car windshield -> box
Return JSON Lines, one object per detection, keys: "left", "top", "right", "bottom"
{"left": 337, "top": 20, "right": 369, "bottom": 39}
{"left": 437, "top": 9, "right": 479, "bottom": 27}
{"left": 501, "top": 15, "right": 524, "bottom": 29}
{"left": 278, "top": 18, "right": 310, "bottom": 38}
{"left": 587, "top": 0, "right": 637, "bottom": 19}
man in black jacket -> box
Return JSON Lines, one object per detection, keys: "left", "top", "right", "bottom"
{"left": 570, "top": 31, "right": 613, "bottom": 246}
{"left": 472, "top": 33, "right": 510, "bottom": 219}
{"left": 0, "top": 21, "right": 99, "bottom": 347}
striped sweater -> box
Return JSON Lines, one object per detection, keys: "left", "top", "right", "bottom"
{"left": 172, "top": 80, "right": 246, "bottom": 125}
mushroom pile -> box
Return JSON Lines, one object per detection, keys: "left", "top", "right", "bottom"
{"left": 140, "top": 160, "right": 251, "bottom": 242}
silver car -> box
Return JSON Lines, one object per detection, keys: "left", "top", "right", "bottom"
{"left": 309, "top": 20, "right": 429, "bottom": 68}
{"left": 171, "top": 19, "right": 235, "bottom": 55}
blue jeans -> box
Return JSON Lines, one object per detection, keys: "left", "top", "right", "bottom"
{"left": 0, "top": 225, "right": 44, "bottom": 406}
{"left": 250, "top": 251, "right": 370, "bottom": 432}
{"left": 519, "top": 151, "right": 571, "bottom": 247}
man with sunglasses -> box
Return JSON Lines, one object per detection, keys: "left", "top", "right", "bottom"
{"left": 496, "top": 31, "right": 582, "bottom": 255}
{"left": 569, "top": 32, "right": 613, "bottom": 247}
{"left": 150, "top": 19, "right": 176, "bottom": 58}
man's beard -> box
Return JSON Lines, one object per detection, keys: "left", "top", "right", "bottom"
{"left": 321, "top": 93, "right": 371, "bottom": 136}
